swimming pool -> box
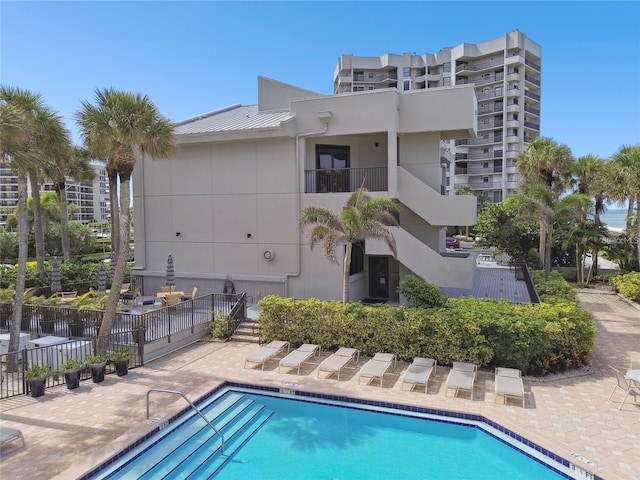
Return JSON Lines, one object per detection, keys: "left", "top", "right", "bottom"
{"left": 84, "top": 383, "right": 583, "bottom": 479}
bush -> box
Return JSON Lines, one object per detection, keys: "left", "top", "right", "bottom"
{"left": 397, "top": 275, "right": 448, "bottom": 308}
{"left": 209, "top": 310, "right": 230, "bottom": 339}
{"left": 531, "top": 270, "right": 576, "bottom": 304}
{"left": 610, "top": 271, "right": 640, "bottom": 302}
{"left": 257, "top": 294, "right": 595, "bottom": 376}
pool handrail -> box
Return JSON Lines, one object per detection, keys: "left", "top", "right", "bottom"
{"left": 146, "top": 388, "right": 225, "bottom": 455}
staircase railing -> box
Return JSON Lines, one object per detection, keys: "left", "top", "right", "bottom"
{"left": 146, "top": 388, "right": 225, "bottom": 454}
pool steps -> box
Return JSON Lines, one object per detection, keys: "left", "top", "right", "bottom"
{"left": 96, "top": 392, "right": 273, "bottom": 479}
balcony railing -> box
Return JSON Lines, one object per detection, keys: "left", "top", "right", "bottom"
{"left": 304, "top": 167, "right": 388, "bottom": 193}
{"left": 525, "top": 59, "right": 541, "bottom": 72}
{"left": 524, "top": 90, "right": 541, "bottom": 101}
{"left": 455, "top": 166, "right": 503, "bottom": 175}
{"left": 524, "top": 74, "right": 541, "bottom": 86}
{"left": 477, "top": 120, "right": 503, "bottom": 130}
{"left": 354, "top": 72, "right": 397, "bottom": 83}
{"left": 478, "top": 103, "right": 504, "bottom": 114}
{"left": 456, "top": 59, "right": 505, "bottom": 73}
{"left": 456, "top": 150, "right": 503, "bottom": 161}
{"left": 455, "top": 136, "right": 502, "bottom": 146}
{"left": 524, "top": 121, "right": 540, "bottom": 130}
{"left": 524, "top": 105, "right": 540, "bottom": 116}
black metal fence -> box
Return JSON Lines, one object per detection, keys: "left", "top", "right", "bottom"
{"left": 0, "top": 333, "right": 143, "bottom": 399}
{"left": 0, "top": 292, "right": 247, "bottom": 398}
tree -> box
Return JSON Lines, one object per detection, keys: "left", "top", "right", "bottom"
{"left": 299, "top": 188, "right": 398, "bottom": 303}
{"left": 76, "top": 88, "right": 175, "bottom": 352}
{"left": 516, "top": 137, "right": 574, "bottom": 277}
{"left": 572, "top": 154, "right": 606, "bottom": 275}
{"left": 605, "top": 144, "right": 640, "bottom": 270}
{"left": 42, "top": 145, "right": 95, "bottom": 259}
{"left": 0, "top": 86, "right": 53, "bottom": 371}
{"left": 474, "top": 195, "right": 539, "bottom": 266}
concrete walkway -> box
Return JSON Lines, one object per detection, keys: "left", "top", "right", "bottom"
{"left": 0, "top": 291, "right": 638, "bottom": 480}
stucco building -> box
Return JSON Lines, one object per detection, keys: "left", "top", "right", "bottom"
{"left": 334, "top": 31, "right": 542, "bottom": 204}
{"left": 133, "top": 77, "right": 478, "bottom": 303}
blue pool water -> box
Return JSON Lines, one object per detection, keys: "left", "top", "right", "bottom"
{"left": 88, "top": 386, "right": 575, "bottom": 479}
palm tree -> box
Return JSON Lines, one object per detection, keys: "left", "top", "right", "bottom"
{"left": 76, "top": 88, "right": 175, "bottom": 352}
{"left": 516, "top": 137, "right": 574, "bottom": 277}
{"left": 299, "top": 188, "right": 398, "bottom": 303}
{"left": 0, "top": 86, "right": 53, "bottom": 370}
{"left": 42, "top": 145, "right": 96, "bottom": 259}
{"left": 572, "top": 154, "right": 606, "bottom": 274}
{"left": 605, "top": 144, "right": 640, "bottom": 270}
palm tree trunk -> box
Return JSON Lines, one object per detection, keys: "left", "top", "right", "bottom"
{"left": 635, "top": 194, "right": 640, "bottom": 271}
{"left": 108, "top": 166, "right": 120, "bottom": 255}
{"left": 55, "top": 181, "right": 71, "bottom": 260}
{"left": 539, "top": 219, "right": 547, "bottom": 272}
{"left": 342, "top": 242, "right": 352, "bottom": 304}
{"left": 29, "top": 171, "right": 46, "bottom": 282}
{"left": 544, "top": 220, "right": 553, "bottom": 278}
{"left": 97, "top": 173, "right": 131, "bottom": 353}
{"left": 7, "top": 171, "right": 29, "bottom": 373}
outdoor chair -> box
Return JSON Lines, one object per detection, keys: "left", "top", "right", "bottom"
{"left": 180, "top": 287, "right": 198, "bottom": 301}
{"left": 0, "top": 426, "right": 25, "bottom": 449}
{"left": 318, "top": 347, "right": 360, "bottom": 380}
{"left": 402, "top": 357, "right": 437, "bottom": 393}
{"left": 244, "top": 341, "right": 290, "bottom": 370}
{"left": 446, "top": 361, "right": 477, "bottom": 400}
{"left": 278, "top": 344, "right": 321, "bottom": 374}
{"left": 608, "top": 365, "right": 640, "bottom": 410}
{"left": 358, "top": 352, "right": 396, "bottom": 386}
{"left": 494, "top": 367, "right": 525, "bottom": 407}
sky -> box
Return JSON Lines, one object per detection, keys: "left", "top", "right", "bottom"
{"left": 1, "top": 1, "right": 639, "bottom": 161}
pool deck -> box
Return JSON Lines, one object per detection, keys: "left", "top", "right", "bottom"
{"left": 0, "top": 290, "right": 638, "bottom": 480}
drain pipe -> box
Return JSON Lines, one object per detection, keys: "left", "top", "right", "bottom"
{"left": 285, "top": 112, "right": 332, "bottom": 297}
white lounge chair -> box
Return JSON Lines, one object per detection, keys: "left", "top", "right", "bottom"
{"left": 359, "top": 352, "right": 396, "bottom": 386}
{"left": 318, "top": 347, "right": 359, "bottom": 380}
{"left": 402, "top": 357, "right": 437, "bottom": 393}
{"left": 279, "top": 344, "right": 321, "bottom": 374}
{"left": 446, "top": 361, "right": 477, "bottom": 400}
{"left": 0, "top": 426, "right": 25, "bottom": 449}
{"left": 244, "top": 340, "right": 290, "bottom": 370}
{"left": 494, "top": 367, "right": 525, "bottom": 407}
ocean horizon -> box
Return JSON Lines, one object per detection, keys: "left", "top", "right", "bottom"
{"left": 600, "top": 208, "right": 630, "bottom": 230}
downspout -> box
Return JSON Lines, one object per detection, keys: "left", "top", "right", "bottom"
{"left": 133, "top": 153, "right": 147, "bottom": 271}
{"left": 284, "top": 116, "right": 331, "bottom": 297}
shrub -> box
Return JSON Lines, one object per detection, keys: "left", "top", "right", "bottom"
{"left": 397, "top": 275, "right": 448, "bottom": 308}
{"left": 531, "top": 270, "right": 576, "bottom": 304}
{"left": 257, "top": 294, "right": 594, "bottom": 376}
{"left": 209, "top": 310, "right": 230, "bottom": 339}
{"left": 610, "top": 271, "right": 640, "bottom": 302}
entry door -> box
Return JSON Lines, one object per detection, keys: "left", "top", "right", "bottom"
{"left": 368, "top": 256, "right": 389, "bottom": 299}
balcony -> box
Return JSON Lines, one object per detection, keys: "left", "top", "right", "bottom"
{"left": 477, "top": 90, "right": 503, "bottom": 101}
{"left": 353, "top": 72, "right": 398, "bottom": 84}
{"left": 456, "top": 150, "right": 503, "bottom": 161}
{"left": 455, "top": 166, "right": 503, "bottom": 175}
{"left": 524, "top": 90, "right": 540, "bottom": 101}
{"left": 524, "top": 105, "right": 540, "bottom": 116}
{"left": 478, "top": 103, "right": 504, "bottom": 115}
{"left": 524, "top": 121, "right": 540, "bottom": 130}
{"left": 524, "top": 74, "right": 541, "bottom": 86}
{"left": 477, "top": 120, "right": 503, "bottom": 131}
{"left": 455, "top": 136, "right": 502, "bottom": 146}
{"left": 455, "top": 59, "right": 505, "bottom": 74}
{"left": 304, "top": 166, "right": 388, "bottom": 193}
{"left": 524, "top": 59, "right": 541, "bottom": 72}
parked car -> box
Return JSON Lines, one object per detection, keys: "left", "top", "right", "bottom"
{"left": 446, "top": 237, "right": 460, "bottom": 249}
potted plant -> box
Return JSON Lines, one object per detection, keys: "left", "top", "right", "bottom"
{"left": 59, "top": 358, "right": 83, "bottom": 389}
{"left": 110, "top": 348, "right": 132, "bottom": 377}
{"left": 25, "top": 364, "right": 53, "bottom": 398}
{"left": 85, "top": 353, "right": 108, "bottom": 383}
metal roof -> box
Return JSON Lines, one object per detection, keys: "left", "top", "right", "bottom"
{"left": 174, "top": 104, "right": 294, "bottom": 135}
{"left": 440, "top": 265, "right": 532, "bottom": 303}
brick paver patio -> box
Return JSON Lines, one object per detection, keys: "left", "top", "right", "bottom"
{"left": 0, "top": 290, "right": 638, "bottom": 480}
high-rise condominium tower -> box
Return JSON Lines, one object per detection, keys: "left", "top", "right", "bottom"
{"left": 334, "top": 30, "right": 541, "bottom": 204}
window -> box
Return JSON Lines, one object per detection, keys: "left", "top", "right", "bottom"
{"left": 403, "top": 67, "right": 411, "bottom": 77}
{"left": 442, "top": 77, "right": 451, "bottom": 86}
{"left": 349, "top": 241, "right": 365, "bottom": 276}
{"left": 368, "top": 72, "right": 375, "bottom": 79}
{"left": 403, "top": 80, "right": 411, "bottom": 91}
{"left": 354, "top": 86, "right": 365, "bottom": 92}
{"left": 315, "top": 145, "right": 350, "bottom": 193}
{"left": 482, "top": 177, "right": 489, "bottom": 183}
{"left": 494, "top": 86, "right": 503, "bottom": 96}
{"left": 354, "top": 71, "right": 364, "bottom": 81}
{"left": 368, "top": 85, "right": 375, "bottom": 90}
{"left": 443, "top": 62, "right": 451, "bottom": 73}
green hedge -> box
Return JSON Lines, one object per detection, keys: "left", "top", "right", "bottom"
{"left": 257, "top": 294, "right": 594, "bottom": 376}
{"left": 610, "top": 271, "right": 640, "bottom": 302}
